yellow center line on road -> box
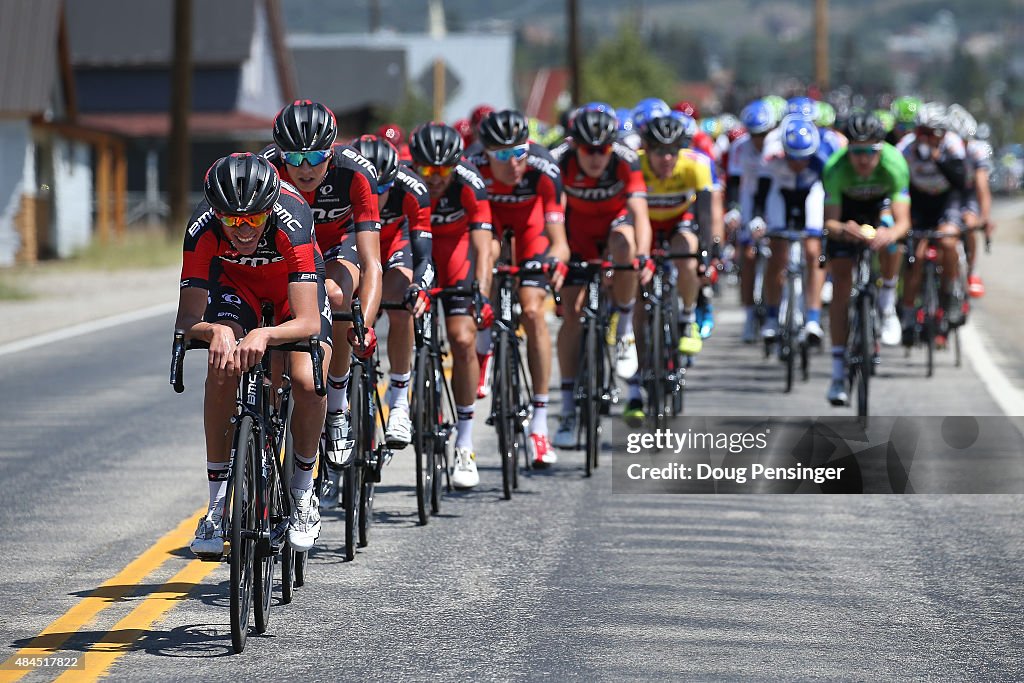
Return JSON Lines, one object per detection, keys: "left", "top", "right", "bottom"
{"left": 54, "top": 558, "right": 219, "bottom": 683}
{"left": 0, "top": 508, "right": 206, "bottom": 683}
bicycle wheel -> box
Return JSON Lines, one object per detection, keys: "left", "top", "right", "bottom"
{"left": 343, "top": 362, "right": 364, "bottom": 561}
{"left": 358, "top": 381, "right": 377, "bottom": 547}
{"left": 431, "top": 354, "right": 449, "bottom": 513}
{"left": 782, "top": 280, "right": 797, "bottom": 393}
{"left": 496, "top": 331, "right": 516, "bottom": 499}
{"left": 512, "top": 338, "right": 532, "bottom": 483}
{"left": 230, "top": 416, "right": 257, "bottom": 654}
{"left": 664, "top": 293, "right": 684, "bottom": 417}
{"left": 412, "top": 344, "right": 433, "bottom": 525}
{"left": 254, "top": 441, "right": 276, "bottom": 634}
{"left": 583, "top": 314, "right": 600, "bottom": 477}
{"left": 279, "top": 398, "right": 295, "bottom": 602}
{"left": 856, "top": 293, "right": 872, "bottom": 418}
{"left": 923, "top": 263, "right": 938, "bottom": 378}
{"left": 647, "top": 296, "right": 665, "bottom": 429}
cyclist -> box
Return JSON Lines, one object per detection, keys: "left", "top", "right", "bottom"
{"left": 409, "top": 122, "right": 494, "bottom": 489}
{"left": 948, "top": 104, "right": 995, "bottom": 297}
{"left": 178, "top": 153, "right": 332, "bottom": 557}
{"left": 352, "top": 135, "right": 434, "bottom": 448}
{"left": 760, "top": 115, "right": 829, "bottom": 346}
{"left": 550, "top": 104, "right": 653, "bottom": 447}
{"left": 628, "top": 113, "right": 717, "bottom": 422}
{"left": 889, "top": 96, "right": 921, "bottom": 144}
{"left": 616, "top": 107, "right": 642, "bottom": 150}
{"left": 726, "top": 99, "right": 782, "bottom": 342}
{"left": 378, "top": 122, "right": 412, "bottom": 163}
{"left": 262, "top": 100, "right": 382, "bottom": 471}
{"left": 821, "top": 111, "right": 911, "bottom": 405}
{"left": 896, "top": 102, "right": 968, "bottom": 347}
{"left": 468, "top": 109, "right": 570, "bottom": 466}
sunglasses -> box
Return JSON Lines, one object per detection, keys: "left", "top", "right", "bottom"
{"left": 849, "top": 144, "right": 882, "bottom": 156}
{"left": 488, "top": 144, "right": 530, "bottom": 162}
{"left": 376, "top": 180, "right": 394, "bottom": 195}
{"left": 415, "top": 164, "right": 453, "bottom": 178}
{"left": 650, "top": 145, "right": 681, "bottom": 157}
{"left": 580, "top": 143, "right": 611, "bottom": 155}
{"left": 281, "top": 149, "right": 332, "bottom": 167}
{"left": 216, "top": 210, "right": 271, "bottom": 228}
{"left": 917, "top": 127, "right": 944, "bottom": 138}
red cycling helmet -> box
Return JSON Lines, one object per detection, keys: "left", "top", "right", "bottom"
{"left": 727, "top": 126, "right": 747, "bottom": 143}
{"left": 673, "top": 100, "right": 700, "bottom": 120}
{"left": 470, "top": 104, "right": 496, "bottom": 131}
{"left": 452, "top": 118, "right": 473, "bottom": 148}
{"left": 377, "top": 122, "right": 405, "bottom": 147}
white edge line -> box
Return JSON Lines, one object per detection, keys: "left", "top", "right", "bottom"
{"left": 959, "top": 323, "right": 1024, "bottom": 416}
{"left": 0, "top": 301, "right": 178, "bottom": 358}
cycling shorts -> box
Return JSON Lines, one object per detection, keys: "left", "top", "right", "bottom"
{"left": 381, "top": 221, "right": 413, "bottom": 274}
{"left": 434, "top": 232, "right": 477, "bottom": 317}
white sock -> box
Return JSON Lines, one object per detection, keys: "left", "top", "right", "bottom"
{"left": 456, "top": 404, "right": 474, "bottom": 450}
{"left": 328, "top": 371, "right": 350, "bottom": 414}
{"left": 476, "top": 328, "right": 493, "bottom": 355}
{"left": 616, "top": 301, "right": 635, "bottom": 338}
{"left": 531, "top": 394, "right": 549, "bottom": 435}
{"left": 207, "top": 461, "right": 229, "bottom": 513}
{"left": 292, "top": 452, "right": 316, "bottom": 491}
{"left": 389, "top": 372, "right": 411, "bottom": 410}
{"left": 879, "top": 278, "right": 898, "bottom": 313}
{"left": 831, "top": 346, "right": 845, "bottom": 381}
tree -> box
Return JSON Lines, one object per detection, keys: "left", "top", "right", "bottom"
{"left": 581, "top": 23, "right": 678, "bottom": 106}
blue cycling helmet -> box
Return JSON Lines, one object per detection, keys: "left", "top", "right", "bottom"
{"left": 740, "top": 100, "right": 777, "bottom": 135}
{"left": 615, "top": 107, "right": 635, "bottom": 133}
{"left": 632, "top": 97, "right": 671, "bottom": 132}
{"left": 781, "top": 115, "right": 820, "bottom": 159}
{"left": 582, "top": 101, "right": 615, "bottom": 114}
{"left": 786, "top": 96, "right": 818, "bottom": 120}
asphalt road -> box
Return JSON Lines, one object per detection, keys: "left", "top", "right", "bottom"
{"left": 1, "top": 201, "right": 1024, "bottom": 681}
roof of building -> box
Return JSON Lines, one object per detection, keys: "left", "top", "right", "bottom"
{"left": 67, "top": 0, "right": 255, "bottom": 67}
{"left": 287, "top": 32, "right": 514, "bottom": 122}
{"left": 290, "top": 46, "right": 406, "bottom": 114}
{"left": 0, "top": 0, "right": 62, "bottom": 115}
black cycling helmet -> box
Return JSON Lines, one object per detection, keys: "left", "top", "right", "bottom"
{"left": 478, "top": 109, "right": 530, "bottom": 148}
{"left": 408, "top": 122, "right": 464, "bottom": 166}
{"left": 641, "top": 115, "right": 686, "bottom": 148}
{"left": 352, "top": 134, "right": 400, "bottom": 185}
{"left": 273, "top": 100, "right": 338, "bottom": 151}
{"left": 570, "top": 107, "right": 617, "bottom": 147}
{"left": 845, "top": 110, "right": 885, "bottom": 143}
{"left": 204, "top": 152, "right": 281, "bottom": 214}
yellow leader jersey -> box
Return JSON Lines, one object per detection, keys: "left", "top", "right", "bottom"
{"left": 639, "top": 149, "right": 714, "bottom": 230}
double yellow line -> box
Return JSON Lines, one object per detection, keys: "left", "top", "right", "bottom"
{"left": 0, "top": 508, "right": 216, "bottom": 683}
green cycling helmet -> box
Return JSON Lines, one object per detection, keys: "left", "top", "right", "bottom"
{"left": 815, "top": 101, "right": 836, "bottom": 128}
{"left": 763, "top": 95, "right": 787, "bottom": 123}
{"left": 891, "top": 96, "right": 921, "bottom": 124}
{"left": 874, "top": 109, "right": 896, "bottom": 133}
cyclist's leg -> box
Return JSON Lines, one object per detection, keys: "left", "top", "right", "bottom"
{"left": 476, "top": 231, "right": 502, "bottom": 398}
{"left": 803, "top": 229, "right": 825, "bottom": 340}
{"left": 762, "top": 232, "right": 788, "bottom": 338}
{"left": 381, "top": 227, "right": 415, "bottom": 444}
{"left": 554, "top": 282, "right": 586, "bottom": 447}
{"left": 737, "top": 225, "right": 757, "bottom": 342}
{"left": 672, "top": 226, "right": 702, "bottom": 353}
{"left": 826, "top": 244, "right": 854, "bottom": 404}
{"left": 609, "top": 217, "right": 639, "bottom": 378}
{"left": 323, "top": 235, "right": 361, "bottom": 464}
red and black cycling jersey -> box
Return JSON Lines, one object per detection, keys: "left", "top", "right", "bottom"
{"left": 180, "top": 181, "right": 320, "bottom": 290}
{"left": 261, "top": 143, "right": 381, "bottom": 251}
{"left": 468, "top": 141, "right": 565, "bottom": 230}
{"left": 381, "top": 166, "right": 434, "bottom": 287}
{"left": 429, "top": 160, "right": 493, "bottom": 239}
{"left": 550, "top": 140, "right": 646, "bottom": 219}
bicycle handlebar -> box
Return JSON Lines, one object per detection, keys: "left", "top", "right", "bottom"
{"left": 170, "top": 330, "right": 326, "bottom": 396}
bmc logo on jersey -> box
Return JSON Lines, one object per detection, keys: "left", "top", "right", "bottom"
{"left": 527, "top": 155, "right": 559, "bottom": 179}
{"left": 311, "top": 207, "right": 353, "bottom": 222}
{"left": 565, "top": 181, "right": 625, "bottom": 201}
{"left": 340, "top": 147, "right": 378, "bottom": 180}
{"left": 188, "top": 209, "right": 214, "bottom": 237}
{"left": 397, "top": 169, "right": 427, "bottom": 196}
{"left": 274, "top": 203, "right": 304, "bottom": 232}
{"left": 454, "top": 164, "right": 485, "bottom": 191}
{"left": 431, "top": 209, "right": 466, "bottom": 224}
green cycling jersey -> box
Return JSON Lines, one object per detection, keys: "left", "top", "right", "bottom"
{"left": 823, "top": 143, "right": 910, "bottom": 207}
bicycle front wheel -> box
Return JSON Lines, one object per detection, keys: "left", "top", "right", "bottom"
{"left": 923, "top": 263, "right": 938, "bottom": 378}
{"left": 254, "top": 438, "right": 277, "bottom": 634}
{"left": 583, "top": 315, "right": 600, "bottom": 477}
{"left": 343, "top": 362, "right": 364, "bottom": 561}
{"left": 496, "top": 332, "right": 516, "bottom": 499}
{"left": 648, "top": 297, "right": 666, "bottom": 429}
{"left": 856, "top": 293, "right": 872, "bottom": 418}
{"left": 782, "top": 280, "right": 797, "bottom": 393}
{"left": 230, "top": 416, "right": 257, "bottom": 653}
{"left": 412, "top": 344, "right": 433, "bottom": 525}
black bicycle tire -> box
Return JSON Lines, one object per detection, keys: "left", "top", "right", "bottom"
{"left": 783, "top": 280, "right": 797, "bottom": 393}
{"left": 343, "top": 362, "right": 364, "bottom": 561}
{"left": 358, "top": 371, "right": 376, "bottom": 547}
{"left": 665, "top": 294, "right": 684, "bottom": 417}
{"left": 584, "top": 314, "right": 599, "bottom": 476}
{"left": 496, "top": 332, "right": 515, "bottom": 499}
{"left": 924, "top": 263, "right": 937, "bottom": 378}
{"left": 431, "top": 351, "right": 447, "bottom": 513}
{"left": 230, "top": 416, "right": 256, "bottom": 654}
{"left": 513, "top": 338, "right": 531, "bottom": 482}
{"left": 279, "top": 396, "right": 295, "bottom": 603}
{"left": 412, "top": 343, "right": 431, "bottom": 525}
{"left": 649, "top": 295, "right": 666, "bottom": 429}
{"left": 254, "top": 435, "right": 275, "bottom": 634}
{"left": 857, "top": 292, "right": 872, "bottom": 417}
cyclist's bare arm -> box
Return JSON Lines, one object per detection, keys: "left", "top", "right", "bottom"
{"left": 175, "top": 287, "right": 239, "bottom": 376}
{"left": 472, "top": 227, "right": 494, "bottom": 294}
{"left": 356, "top": 230, "right": 383, "bottom": 325}
{"left": 627, "top": 194, "right": 653, "bottom": 257}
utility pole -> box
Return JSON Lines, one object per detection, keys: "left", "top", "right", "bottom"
{"left": 369, "top": 0, "right": 380, "bottom": 33}
{"left": 567, "top": 0, "right": 581, "bottom": 105}
{"left": 815, "top": 0, "right": 829, "bottom": 91}
{"left": 168, "top": 0, "right": 192, "bottom": 238}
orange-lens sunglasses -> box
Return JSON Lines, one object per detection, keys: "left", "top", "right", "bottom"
{"left": 415, "top": 164, "right": 454, "bottom": 178}
{"left": 216, "top": 211, "right": 271, "bottom": 228}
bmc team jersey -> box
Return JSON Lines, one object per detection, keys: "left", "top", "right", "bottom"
{"left": 261, "top": 143, "right": 381, "bottom": 263}
{"left": 430, "top": 161, "right": 492, "bottom": 316}
{"left": 551, "top": 141, "right": 646, "bottom": 259}
{"left": 379, "top": 166, "right": 434, "bottom": 287}
{"left": 180, "top": 181, "right": 331, "bottom": 340}
{"left": 468, "top": 141, "right": 564, "bottom": 266}
{"left": 639, "top": 148, "right": 714, "bottom": 234}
